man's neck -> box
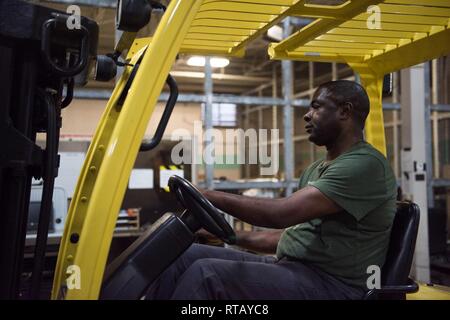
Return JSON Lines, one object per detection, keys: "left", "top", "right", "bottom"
{"left": 325, "top": 134, "right": 363, "bottom": 161}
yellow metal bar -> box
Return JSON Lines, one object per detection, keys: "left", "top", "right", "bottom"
{"left": 127, "top": 37, "right": 246, "bottom": 58}
{"left": 195, "top": 11, "right": 272, "bottom": 22}
{"left": 327, "top": 27, "right": 419, "bottom": 39}
{"left": 180, "top": 45, "right": 245, "bottom": 56}
{"left": 273, "top": 0, "right": 384, "bottom": 53}
{"left": 350, "top": 64, "right": 386, "bottom": 155}
{"left": 52, "top": 0, "right": 203, "bottom": 300}
{"left": 385, "top": 0, "right": 450, "bottom": 6}
{"left": 190, "top": 19, "right": 263, "bottom": 29}
{"left": 269, "top": 1, "right": 450, "bottom": 78}
{"left": 183, "top": 39, "right": 239, "bottom": 47}
{"left": 135, "top": 1, "right": 307, "bottom": 58}
{"left": 127, "top": 38, "right": 152, "bottom": 59}
{"left": 229, "top": 0, "right": 299, "bottom": 55}
{"left": 353, "top": 12, "right": 449, "bottom": 25}
{"left": 378, "top": 3, "right": 450, "bottom": 17}
{"left": 268, "top": 45, "right": 363, "bottom": 63}
{"left": 290, "top": 0, "right": 373, "bottom": 19}
{"left": 366, "top": 27, "right": 450, "bottom": 75}
{"left": 114, "top": 31, "right": 137, "bottom": 55}
{"left": 51, "top": 56, "right": 133, "bottom": 300}
{"left": 307, "top": 40, "right": 386, "bottom": 50}
{"left": 202, "top": 0, "right": 293, "bottom": 5}
{"left": 339, "top": 20, "right": 437, "bottom": 33}
{"left": 294, "top": 46, "right": 370, "bottom": 55}
{"left": 188, "top": 26, "right": 254, "bottom": 36}
{"left": 317, "top": 34, "right": 401, "bottom": 44}
{"left": 408, "top": 283, "right": 450, "bottom": 300}
{"left": 187, "top": 0, "right": 302, "bottom": 56}
{"left": 199, "top": 1, "right": 288, "bottom": 15}
{"left": 184, "top": 33, "right": 247, "bottom": 42}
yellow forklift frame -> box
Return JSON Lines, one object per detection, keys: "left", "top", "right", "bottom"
{"left": 52, "top": 0, "right": 450, "bottom": 299}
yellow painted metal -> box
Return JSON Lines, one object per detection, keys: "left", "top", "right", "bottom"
{"left": 295, "top": 46, "right": 372, "bottom": 55}
{"left": 185, "top": 33, "right": 247, "bottom": 42}
{"left": 51, "top": 54, "right": 134, "bottom": 299}
{"left": 339, "top": 20, "right": 437, "bottom": 32}
{"left": 307, "top": 40, "right": 386, "bottom": 50}
{"left": 126, "top": 37, "right": 151, "bottom": 60}
{"left": 126, "top": 0, "right": 399, "bottom": 59}
{"left": 52, "top": 0, "right": 203, "bottom": 300}
{"left": 128, "top": 37, "right": 246, "bottom": 59}
{"left": 269, "top": 0, "right": 450, "bottom": 154}
{"left": 51, "top": 0, "right": 450, "bottom": 300}
{"left": 387, "top": 0, "right": 450, "bottom": 6}
{"left": 327, "top": 28, "right": 417, "bottom": 39}
{"left": 277, "top": 0, "right": 385, "bottom": 52}
{"left": 350, "top": 64, "right": 386, "bottom": 155}
{"left": 200, "top": 2, "right": 289, "bottom": 15}
{"left": 129, "top": 1, "right": 406, "bottom": 58}
{"left": 156, "top": 0, "right": 316, "bottom": 57}
{"left": 408, "top": 283, "right": 450, "bottom": 300}
{"left": 379, "top": 3, "right": 450, "bottom": 17}
{"left": 355, "top": 13, "right": 448, "bottom": 25}
{"left": 190, "top": 19, "right": 262, "bottom": 30}
{"left": 114, "top": 31, "right": 137, "bottom": 54}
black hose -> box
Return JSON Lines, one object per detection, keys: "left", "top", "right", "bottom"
{"left": 61, "top": 78, "right": 74, "bottom": 109}
{"left": 149, "top": 1, "right": 166, "bottom": 11}
{"left": 29, "top": 89, "right": 58, "bottom": 299}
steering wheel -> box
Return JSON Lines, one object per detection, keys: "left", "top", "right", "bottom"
{"left": 168, "top": 175, "right": 236, "bottom": 244}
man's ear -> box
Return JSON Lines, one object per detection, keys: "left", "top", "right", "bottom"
{"left": 339, "top": 102, "right": 353, "bottom": 120}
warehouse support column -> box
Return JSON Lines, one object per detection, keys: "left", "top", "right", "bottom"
{"left": 282, "top": 18, "right": 294, "bottom": 196}
{"left": 424, "top": 63, "right": 435, "bottom": 209}
{"left": 400, "top": 64, "right": 431, "bottom": 283}
{"left": 204, "top": 57, "right": 214, "bottom": 190}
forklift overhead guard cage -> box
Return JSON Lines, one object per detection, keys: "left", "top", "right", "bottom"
{"left": 52, "top": 0, "right": 450, "bottom": 299}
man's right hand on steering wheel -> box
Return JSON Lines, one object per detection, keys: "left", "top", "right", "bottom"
{"left": 169, "top": 175, "right": 236, "bottom": 244}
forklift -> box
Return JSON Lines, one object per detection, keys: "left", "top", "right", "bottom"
{"left": 1, "top": 0, "right": 450, "bottom": 300}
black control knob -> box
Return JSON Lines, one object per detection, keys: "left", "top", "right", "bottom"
{"left": 116, "top": 0, "right": 152, "bottom": 32}
{"left": 94, "top": 55, "right": 117, "bottom": 82}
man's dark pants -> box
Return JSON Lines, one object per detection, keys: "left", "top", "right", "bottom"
{"left": 145, "top": 244, "right": 365, "bottom": 300}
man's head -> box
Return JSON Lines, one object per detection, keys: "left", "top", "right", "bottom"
{"left": 303, "top": 80, "right": 370, "bottom": 146}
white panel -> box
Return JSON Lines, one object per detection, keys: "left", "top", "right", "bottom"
{"left": 54, "top": 152, "right": 85, "bottom": 198}
{"left": 129, "top": 169, "right": 154, "bottom": 189}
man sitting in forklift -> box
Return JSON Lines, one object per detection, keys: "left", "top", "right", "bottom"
{"left": 146, "top": 80, "right": 397, "bottom": 300}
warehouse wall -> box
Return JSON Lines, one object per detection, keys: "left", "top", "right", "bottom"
{"left": 60, "top": 99, "right": 240, "bottom": 180}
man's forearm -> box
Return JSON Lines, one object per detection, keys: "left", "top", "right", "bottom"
{"left": 204, "top": 190, "right": 285, "bottom": 228}
{"left": 235, "top": 229, "right": 283, "bottom": 254}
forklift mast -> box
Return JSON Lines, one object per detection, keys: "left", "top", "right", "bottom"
{"left": 0, "top": 0, "right": 98, "bottom": 299}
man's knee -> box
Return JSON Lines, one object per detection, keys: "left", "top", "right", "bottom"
{"left": 178, "top": 244, "right": 214, "bottom": 263}
{"left": 180, "top": 258, "right": 220, "bottom": 279}
{"left": 169, "top": 244, "right": 209, "bottom": 271}
{"left": 171, "top": 258, "right": 226, "bottom": 299}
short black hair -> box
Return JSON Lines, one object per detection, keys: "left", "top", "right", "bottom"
{"left": 316, "top": 80, "right": 370, "bottom": 129}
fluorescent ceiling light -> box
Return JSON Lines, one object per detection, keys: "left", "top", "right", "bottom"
{"left": 187, "top": 56, "right": 230, "bottom": 68}
{"left": 267, "top": 25, "right": 283, "bottom": 42}
{"left": 210, "top": 57, "right": 230, "bottom": 68}
{"left": 187, "top": 56, "right": 205, "bottom": 67}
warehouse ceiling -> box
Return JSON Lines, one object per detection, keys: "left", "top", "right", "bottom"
{"left": 34, "top": 0, "right": 352, "bottom": 96}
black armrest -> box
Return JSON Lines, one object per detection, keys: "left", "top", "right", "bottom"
{"left": 363, "top": 278, "right": 419, "bottom": 300}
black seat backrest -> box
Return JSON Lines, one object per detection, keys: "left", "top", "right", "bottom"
{"left": 381, "top": 201, "right": 420, "bottom": 286}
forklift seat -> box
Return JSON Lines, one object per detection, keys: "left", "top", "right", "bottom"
{"left": 364, "top": 201, "right": 420, "bottom": 299}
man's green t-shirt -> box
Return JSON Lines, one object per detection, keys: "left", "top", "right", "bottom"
{"left": 276, "top": 141, "right": 397, "bottom": 289}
